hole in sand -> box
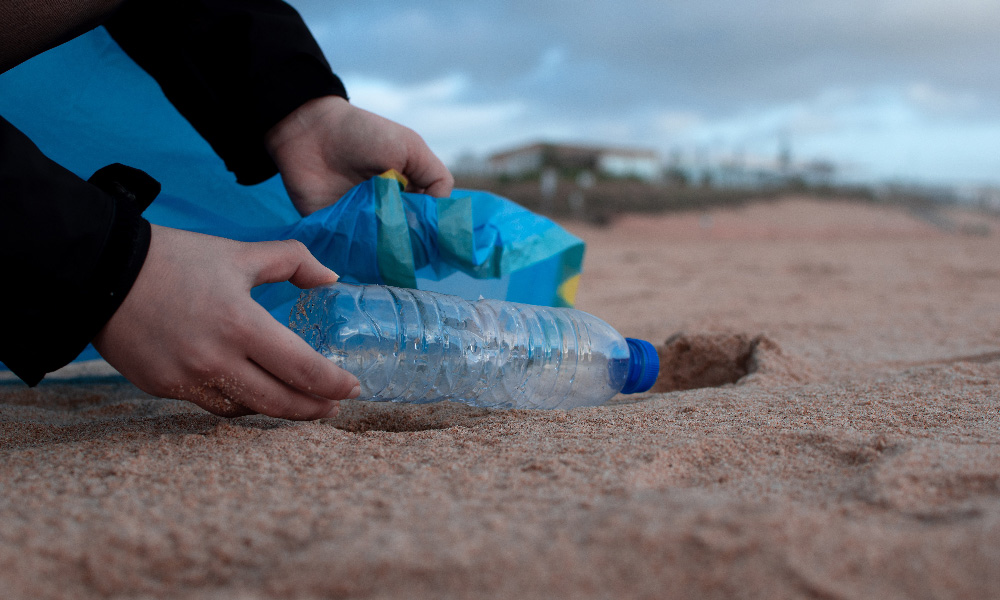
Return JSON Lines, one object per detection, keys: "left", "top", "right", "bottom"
{"left": 327, "top": 399, "right": 490, "bottom": 433}
{"left": 652, "top": 332, "right": 808, "bottom": 393}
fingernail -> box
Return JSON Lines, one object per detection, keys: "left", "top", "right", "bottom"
{"left": 323, "top": 401, "right": 340, "bottom": 418}
{"left": 348, "top": 384, "right": 361, "bottom": 399}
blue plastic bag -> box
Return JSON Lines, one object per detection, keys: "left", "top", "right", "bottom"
{"left": 0, "top": 28, "right": 584, "bottom": 367}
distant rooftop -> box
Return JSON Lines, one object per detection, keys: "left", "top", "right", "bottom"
{"left": 488, "top": 142, "right": 661, "bottom": 181}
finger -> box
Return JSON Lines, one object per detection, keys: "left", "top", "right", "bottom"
{"left": 196, "top": 364, "right": 341, "bottom": 421}
{"left": 172, "top": 379, "right": 257, "bottom": 418}
{"left": 246, "top": 239, "right": 338, "bottom": 288}
{"left": 421, "top": 176, "right": 454, "bottom": 199}
{"left": 244, "top": 305, "right": 361, "bottom": 401}
{"left": 402, "top": 138, "right": 454, "bottom": 199}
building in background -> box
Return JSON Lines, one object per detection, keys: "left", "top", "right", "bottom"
{"left": 488, "top": 142, "right": 661, "bottom": 181}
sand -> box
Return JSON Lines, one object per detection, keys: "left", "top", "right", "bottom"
{"left": 2, "top": 196, "right": 999, "bottom": 599}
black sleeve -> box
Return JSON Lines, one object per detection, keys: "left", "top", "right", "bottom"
{"left": 0, "top": 117, "right": 152, "bottom": 386}
{"left": 104, "top": 0, "right": 349, "bottom": 185}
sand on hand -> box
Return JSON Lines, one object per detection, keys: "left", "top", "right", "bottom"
{"left": 1, "top": 197, "right": 999, "bottom": 599}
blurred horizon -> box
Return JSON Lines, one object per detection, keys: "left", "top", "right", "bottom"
{"left": 287, "top": 0, "right": 1000, "bottom": 190}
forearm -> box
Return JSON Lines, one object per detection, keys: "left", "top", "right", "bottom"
{"left": 104, "top": 0, "right": 348, "bottom": 185}
{"left": 0, "top": 117, "right": 151, "bottom": 384}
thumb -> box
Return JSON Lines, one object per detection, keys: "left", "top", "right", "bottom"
{"left": 421, "top": 175, "right": 455, "bottom": 199}
{"left": 248, "top": 239, "right": 339, "bottom": 288}
{"left": 401, "top": 136, "right": 454, "bottom": 199}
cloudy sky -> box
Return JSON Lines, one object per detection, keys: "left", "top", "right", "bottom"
{"left": 288, "top": 0, "right": 1000, "bottom": 187}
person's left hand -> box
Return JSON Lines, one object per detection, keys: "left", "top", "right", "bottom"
{"left": 265, "top": 95, "right": 454, "bottom": 216}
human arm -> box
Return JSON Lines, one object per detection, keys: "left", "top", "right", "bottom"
{"left": 1, "top": 0, "right": 416, "bottom": 416}
{"left": 104, "top": 0, "right": 345, "bottom": 186}
{"left": 0, "top": 117, "right": 358, "bottom": 418}
{"left": 104, "top": 0, "right": 453, "bottom": 211}
{"left": 92, "top": 226, "right": 360, "bottom": 419}
{"left": 0, "top": 116, "right": 150, "bottom": 385}
{"left": 265, "top": 95, "right": 454, "bottom": 216}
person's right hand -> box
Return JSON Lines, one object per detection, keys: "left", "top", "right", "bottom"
{"left": 92, "top": 225, "right": 360, "bottom": 419}
{"left": 265, "top": 96, "right": 454, "bottom": 217}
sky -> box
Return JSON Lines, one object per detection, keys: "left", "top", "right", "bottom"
{"left": 287, "top": 0, "right": 1000, "bottom": 187}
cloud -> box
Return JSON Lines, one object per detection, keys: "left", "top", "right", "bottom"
{"left": 657, "top": 87, "right": 1000, "bottom": 184}
{"left": 292, "top": 0, "right": 1000, "bottom": 112}
{"left": 654, "top": 112, "right": 704, "bottom": 136}
{"left": 345, "top": 73, "right": 468, "bottom": 114}
{"left": 906, "top": 83, "right": 980, "bottom": 116}
{"left": 338, "top": 73, "right": 527, "bottom": 160}
{"left": 286, "top": 0, "right": 1000, "bottom": 185}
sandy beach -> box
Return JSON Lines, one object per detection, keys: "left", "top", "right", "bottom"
{"left": 2, "top": 196, "right": 999, "bottom": 599}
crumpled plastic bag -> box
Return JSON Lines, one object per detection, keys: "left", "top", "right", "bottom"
{"left": 248, "top": 172, "right": 585, "bottom": 320}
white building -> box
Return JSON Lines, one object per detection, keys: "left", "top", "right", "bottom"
{"left": 489, "top": 142, "right": 661, "bottom": 181}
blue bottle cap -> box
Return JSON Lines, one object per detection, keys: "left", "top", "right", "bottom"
{"left": 621, "top": 338, "right": 659, "bottom": 394}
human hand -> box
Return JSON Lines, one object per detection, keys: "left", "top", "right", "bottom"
{"left": 265, "top": 95, "right": 454, "bottom": 216}
{"left": 92, "top": 225, "right": 360, "bottom": 419}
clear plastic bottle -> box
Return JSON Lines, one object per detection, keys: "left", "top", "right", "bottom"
{"left": 290, "top": 282, "right": 659, "bottom": 409}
